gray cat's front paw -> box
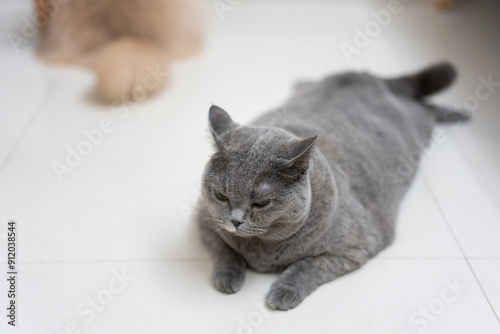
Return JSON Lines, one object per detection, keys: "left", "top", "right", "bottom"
{"left": 267, "top": 284, "right": 306, "bottom": 310}
{"left": 213, "top": 265, "right": 245, "bottom": 294}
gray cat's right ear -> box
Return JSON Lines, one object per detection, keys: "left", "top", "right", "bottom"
{"left": 208, "top": 105, "right": 239, "bottom": 150}
{"left": 279, "top": 135, "right": 319, "bottom": 174}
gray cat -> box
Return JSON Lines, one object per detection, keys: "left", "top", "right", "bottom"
{"left": 195, "top": 63, "right": 469, "bottom": 310}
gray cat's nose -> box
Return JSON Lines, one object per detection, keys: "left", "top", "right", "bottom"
{"left": 230, "top": 209, "right": 245, "bottom": 228}
{"left": 231, "top": 219, "right": 243, "bottom": 228}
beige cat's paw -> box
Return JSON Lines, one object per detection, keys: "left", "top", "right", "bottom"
{"left": 267, "top": 284, "right": 306, "bottom": 310}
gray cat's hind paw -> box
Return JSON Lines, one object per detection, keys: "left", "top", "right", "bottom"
{"left": 213, "top": 266, "right": 245, "bottom": 294}
{"left": 267, "top": 285, "right": 305, "bottom": 310}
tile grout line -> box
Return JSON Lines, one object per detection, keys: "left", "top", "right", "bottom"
{"left": 0, "top": 74, "right": 59, "bottom": 175}
{"left": 2, "top": 256, "right": 500, "bottom": 266}
{"left": 422, "top": 173, "right": 500, "bottom": 324}
{"left": 0, "top": 258, "right": 211, "bottom": 265}
{"left": 378, "top": 257, "right": 463, "bottom": 260}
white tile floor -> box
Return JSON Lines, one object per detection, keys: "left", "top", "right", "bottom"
{"left": 1, "top": 0, "right": 499, "bottom": 333}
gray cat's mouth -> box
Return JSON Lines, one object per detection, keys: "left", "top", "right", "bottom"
{"left": 237, "top": 227, "right": 267, "bottom": 237}
{"left": 220, "top": 222, "right": 266, "bottom": 237}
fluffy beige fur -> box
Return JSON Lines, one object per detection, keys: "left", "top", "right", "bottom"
{"left": 36, "top": 0, "right": 205, "bottom": 103}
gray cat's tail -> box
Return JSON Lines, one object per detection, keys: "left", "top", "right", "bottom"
{"left": 386, "top": 62, "right": 470, "bottom": 123}
{"left": 386, "top": 62, "right": 456, "bottom": 99}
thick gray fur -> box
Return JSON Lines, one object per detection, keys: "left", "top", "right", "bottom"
{"left": 195, "top": 63, "right": 469, "bottom": 310}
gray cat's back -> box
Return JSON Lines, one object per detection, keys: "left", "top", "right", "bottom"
{"left": 253, "top": 71, "right": 436, "bottom": 216}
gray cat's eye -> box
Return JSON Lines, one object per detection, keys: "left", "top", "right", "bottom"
{"left": 252, "top": 200, "right": 270, "bottom": 208}
{"left": 215, "top": 192, "right": 228, "bottom": 201}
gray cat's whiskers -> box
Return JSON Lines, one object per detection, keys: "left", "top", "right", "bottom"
{"left": 239, "top": 226, "right": 266, "bottom": 236}
{"left": 205, "top": 225, "right": 226, "bottom": 242}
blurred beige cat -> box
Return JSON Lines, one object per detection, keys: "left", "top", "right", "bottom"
{"left": 36, "top": 0, "right": 205, "bottom": 103}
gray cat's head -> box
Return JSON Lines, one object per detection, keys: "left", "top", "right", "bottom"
{"left": 201, "top": 106, "right": 318, "bottom": 240}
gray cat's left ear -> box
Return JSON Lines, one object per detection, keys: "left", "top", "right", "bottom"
{"left": 280, "top": 135, "right": 319, "bottom": 170}
{"left": 209, "top": 105, "right": 239, "bottom": 150}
